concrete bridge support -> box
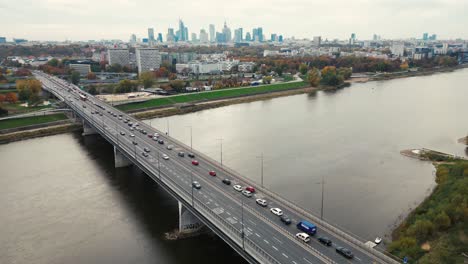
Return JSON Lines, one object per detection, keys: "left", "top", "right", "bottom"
{"left": 114, "top": 146, "right": 132, "bottom": 168}
{"left": 82, "top": 121, "right": 97, "bottom": 136}
{"left": 178, "top": 201, "right": 204, "bottom": 234}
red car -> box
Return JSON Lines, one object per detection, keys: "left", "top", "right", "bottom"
{"left": 192, "top": 160, "right": 199, "bottom": 166}
{"left": 209, "top": 171, "right": 216, "bottom": 176}
{"left": 245, "top": 186, "right": 256, "bottom": 193}
{"left": 147, "top": 134, "right": 153, "bottom": 138}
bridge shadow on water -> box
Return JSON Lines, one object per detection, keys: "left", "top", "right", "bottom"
{"left": 72, "top": 132, "right": 247, "bottom": 264}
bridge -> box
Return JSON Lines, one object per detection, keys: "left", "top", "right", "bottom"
{"left": 34, "top": 71, "right": 400, "bottom": 264}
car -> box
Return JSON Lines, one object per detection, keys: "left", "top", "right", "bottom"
{"left": 153, "top": 133, "right": 159, "bottom": 138}
{"left": 130, "top": 127, "right": 134, "bottom": 131}
{"left": 158, "top": 139, "right": 164, "bottom": 144}
{"left": 130, "top": 134, "right": 135, "bottom": 137}
{"left": 256, "top": 199, "right": 267, "bottom": 207}
{"left": 188, "top": 153, "right": 195, "bottom": 158}
{"left": 178, "top": 152, "right": 185, "bottom": 157}
{"left": 245, "top": 186, "right": 255, "bottom": 193}
{"left": 99, "top": 113, "right": 103, "bottom": 116}
{"left": 233, "top": 185, "right": 243, "bottom": 192}
{"left": 147, "top": 134, "right": 153, "bottom": 138}
{"left": 120, "top": 131, "right": 126, "bottom": 135}
{"left": 142, "top": 130, "right": 147, "bottom": 135}
{"left": 318, "top": 237, "right": 332, "bottom": 246}
{"left": 222, "top": 179, "right": 231, "bottom": 185}
{"left": 118, "top": 116, "right": 122, "bottom": 120}
{"left": 141, "top": 152, "right": 149, "bottom": 157}
{"left": 280, "top": 215, "right": 292, "bottom": 225}
{"left": 192, "top": 181, "right": 201, "bottom": 189}
{"left": 83, "top": 105, "right": 86, "bottom": 108}
{"left": 270, "top": 208, "right": 283, "bottom": 216}
{"left": 132, "top": 141, "right": 138, "bottom": 145}
{"left": 128, "top": 122, "right": 133, "bottom": 126}
{"left": 295, "top": 233, "right": 310, "bottom": 243}
{"left": 209, "top": 171, "right": 216, "bottom": 176}
{"left": 167, "top": 145, "right": 173, "bottom": 150}
{"left": 119, "top": 114, "right": 123, "bottom": 117}
{"left": 336, "top": 247, "right": 354, "bottom": 259}
{"left": 124, "top": 120, "right": 128, "bottom": 123}
{"left": 144, "top": 147, "right": 150, "bottom": 153}
{"left": 242, "top": 190, "right": 252, "bottom": 197}
{"left": 153, "top": 136, "right": 158, "bottom": 141}
{"left": 162, "top": 154, "right": 169, "bottom": 160}
{"left": 192, "top": 160, "right": 199, "bottom": 165}
{"left": 90, "top": 111, "right": 95, "bottom": 114}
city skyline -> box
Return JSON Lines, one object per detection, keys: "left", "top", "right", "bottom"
{"left": 2, "top": 0, "right": 468, "bottom": 41}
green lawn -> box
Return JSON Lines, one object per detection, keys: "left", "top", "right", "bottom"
{"left": 2, "top": 103, "right": 52, "bottom": 114}
{"left": 0, "top": 89, "right": 17, "bottom": 94}
{"left": 0, "top": 113, "right": 68, "bottom": 130}
{"left": 117, "top": 81, "right": 308, "bottom": 111}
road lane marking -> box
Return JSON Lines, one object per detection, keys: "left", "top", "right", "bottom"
{"left": 292, "top": 261, "right": 298, "bottom": 264}
{"left": 272, "top": 246, "right": 278, "bottom": 251}
{"left": 263, "top": 239, "right": 269, "bottom": 244}
{"left": 273, "top": 236, "right": 283, "bottom": 244}
{"left": 255, "top": 233, "right": 261, "bottom": 238}
{"left": 248, "top": 219, "right": 256, "bottom": 226}
{"left": 303, "top": 258, "right": 313, "bottom": 264}
{"left": 282, "top": 253, "right": 289, "bottom": 258}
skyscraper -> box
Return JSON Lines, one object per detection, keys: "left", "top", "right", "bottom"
{"left": 271, "top": 34, "right": 277, "bottom": 42}
{"left": 178, "top": 20, "right": 188, "bottom": 41}
{"left": 234, "top": 28, "right": 243, "bottom": 43}
{"left": 257, "top": 27, "right": 263, "bottom": 42}
{"left": 167, "top": 28, "right": 175, "bottom": 42}
{"left": 245, "top": 32, "right": 252, "bottom": 42}
{"left": 191, "top": 33, "right": 197, "bottom": 42}
{"left": 157, "top": 33, "right": 163, "bottom": 42}
{"left": 222, "top": 22, "right": 232, "bottom": 42}
{"left": 199, "top": 29, "right": 209, "bottom": 43}
{"left": 209, "top": 24, "right": 215, "bottom": 42}
{"left": 130, "top": 34, "right": 137, "bottom": 43}
{"left": 313, "top": 36, "right": 321, "bottom": 47}
{"left": 423, "top": 33, "right": 428, "bottom": 41}
{"left": 148, "top": 28, "right": 155, "bottom": 42}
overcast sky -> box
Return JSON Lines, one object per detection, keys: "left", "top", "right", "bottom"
{"left": 2, "top": 0, "right": 467, "bottom": 41}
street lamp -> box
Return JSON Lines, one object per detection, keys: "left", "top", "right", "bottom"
{"left": 191, "top": 170, "right": 194, "bottom": 207}
{"left": 186, "top": 125, "right": 193, "bottom": 151}
{"left": 217, "top": 138, "right": 223, "bottom": 166}
{"left": 316, "top": 176, "right": 325, "bottom": 220}
{"left": 256, "top": 153, "right": 264, "bottom": 187}
{"left": 241, "top": 198, "right": 245, "bottom": 250}
{"left": 166, "top": 119, "right": 170, "bottom": 136}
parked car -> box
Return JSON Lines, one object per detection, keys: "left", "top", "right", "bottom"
{"left": 188, "top": 153, "right": 195, "bottom": 158}
{"left": 178, "top": 152, "right": 185, "bottom": 157}
{"left": 222, "top": 179, "right": 231, "bottom": 185}
{"left": 256, "top": 199, "right": 267, "bottom": 207}
{"left": 192, "top": 181, "right": 201, "bottom": 189}
{"left": 336, "top": 247, "right": 354, "bottom": 259}
{"left": 233, "top": 185, "right": 243, "bottom": 192}
{"left": 245, "top": 186, "right": 255, "bottom": 193}
{"left": 192, "top": 160, "right": 199, "bottom": 166}
{"left": 242, "top": 190, "right": 252, "bottom": 197}
{"left": 270, "top": 208, "right": 283, "bottom": 216}
{"left": 318, "top": 237, "right": 332, "bottom": 246}
{"left": 295, "top": 233, "right": 310, "bottom": 243}
{"left": 209, "top": 171, "right": 216, "bottom": 176}
{"left": 280, "top": 215, "right": 292, "bottom": 225}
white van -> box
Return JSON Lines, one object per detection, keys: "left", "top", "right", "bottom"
{"left": 295, "top": 233, "right": 310, "bottom": 243}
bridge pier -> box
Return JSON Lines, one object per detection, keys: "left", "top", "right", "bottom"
{"left": 114, "top": 146, "right": 132, "bottom": 168}
{"left": 82, "top": 120, "right": 97, "bottom": 136}
{"left": 178, "top": 201, "right": 204, "bottom": 234}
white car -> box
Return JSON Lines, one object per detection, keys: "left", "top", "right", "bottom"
{"left": 295, "top": 233, "right": 310, "bottom": 243}
{"left": 130, "top": 134, "right": 135, "bottom": 137}
{"left": 153, "top": 133, "right": 159, "bottom": 137}
{"left": 167, "top": 145, "right": 173, "bottom": 150}
{"left": 242, "top": 190, "right": 252, "bottom": 197}
{"left": 270, "top": 208, "right": 283, "bottom": 216}
{"left": 152, "top": 136, "right": 158, "bottom": 141}
{"left": 256, "top": 199, "right": 267, "bottom": 207}
{"left": 233, "top": 185, "right": 243, "bottom": 192}
{"left": 162, "top": 154, "right": 169, "bottom": 160}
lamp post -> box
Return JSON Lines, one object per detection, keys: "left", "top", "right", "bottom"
{"left": 256, "top": 153, "right": 264, "bottom": 187}
{"left": 217, "top": 138, "right": 223, "bottom": 166}
{"left": 166, "top": 119, "right": 170, "bottom": 136}
{"left": 158, "top": 151, "right": 161, "bottom": 179}
{"left": 241, "top": 198, "right": 245, "bottom": 250}
{"left": 191, "top": 170, "right": 194, "bottom": 207}
{"left": 316, "top": 176, "right": 325, "bottom": 220}
{"left": 186, "top": 125, "right": 193, "bottom": 151}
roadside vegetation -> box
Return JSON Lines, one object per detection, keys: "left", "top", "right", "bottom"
{"left": 117, "top": 81, "right": 308, "bottom": 111}
{"left": 389, "top": 160, "right": 468, "bottom": 263}
{"left": 0, "top": 113, "right": 67, "bottom": 130}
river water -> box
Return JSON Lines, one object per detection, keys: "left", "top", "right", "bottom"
{"left": 1, "top": 68, "right": 468, "bottom": 264}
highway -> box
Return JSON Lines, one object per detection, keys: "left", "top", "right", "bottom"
{"left": 34, "top": 71, "right": 399, "bottom": 264}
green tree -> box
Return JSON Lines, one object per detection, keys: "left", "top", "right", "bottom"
{"left": 307, "top": 68, "right": 321, "bottom": 87}
{"left": 262, "top": 76, "right": 272, "bottom": 84}
{"left": 88, "top": 86, "right": 98, "bottom": 95}
{"left": 407, "top": 219, "right": 434, "bottom": 242}
{"left": 118, "top": 79, "right": 137, "bottom": 93}
{"left": 434, "top": 211, "right": 451, "bottom": 230}
{"left": 299, "top": 63, "right": 308, "bottom": 75}
{"left": 71, "top": 71, "right": 80, "bottom": 85}
{"left": 28, "top": 93, "right": 41, "bottom": 106}
{"left": 139, "top": 72, "right": 154, "bottom": 88}
{"left": 337, "top": 67, "right": 352, "bottom": 80}
{"left": 169, "top": 80, "right": 185, "bottom": 92}
{"left": 47, "top": 58, "right": 59, "bottom": 67}
{"left": 108, "top": 63, "right": 123, "bottom": 72}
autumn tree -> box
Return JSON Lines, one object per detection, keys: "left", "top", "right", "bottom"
{"left": 299, "top": 63, "right": 308, "bottom": 75}
{"left": 262, "top": 76, "right": 272, "bottom": 84}
{"left": 0, "top": 94, "right": 5, "bottom": 103}
{"left": 139, "top": 72, "right": 155, "bottom": 88}
{"left": 16, "top": 79, "right": 42, "bottom": 102}
{"left": 400, "top": 62, "right": 409, "bottom": 71}
{"left": 307, "top": 68, "right": 321, "bottom": 87}
{"left": 5, "top": 92, "right": 18, "bottom": 103}
{"left": 87, "top": 72, "right": 97, "bottom": 80}
{"left": 169, "top": 80, "right": 185, "bottom": 92}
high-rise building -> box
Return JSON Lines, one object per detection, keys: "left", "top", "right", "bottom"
{"left": 178, "top": 20, "right": 189, "bottom": 41}
{"left": 313, "top": 36, "right": 321, "bottom": 47}
{"left": 234, "top": 28, "right": 243, "bottom": 43}
{"left": 271, "top": 34, "right": 277, "bottom": 42}
{"left": 136, "top": 48, "right": 161, "bottom": 74}
{"left": 222, "top": 22, "right": 232, "bottom": 42}
{"left": 0, "top": 37, "right": 6, "bottom": 43}
{"left": 245, "top": 32, "right": 252, "bottom": 42}
{"left": 278, "top": 35, "right": 283, "bottom": 42}
{"left": 108, "top": 48, "right": 130, "bottom": 66}
{"left": 349, "top": 33, "right": 356, "bottom": 45}
{"left": 191, "top": 33, "right": 198, "bottom": 42}
{"left": 130, "top": 34, "right": 137, "bottom": 43}
{"left": 148, "top": 28, "right": 155, "bottom": 42}
{"left": 167, "top": 28, "right": 175, "bottom": 42}
{"left": 157, "top": 33, "right": 163, "bottom": 42}
{"left": 429, "top": 34, "right": 437, "bottom": 41}
{"left": 209, "top": 24, "right": 215, "bottom": 42}
{"left": 199, "top": 29, "right": 209, "bottom": 43}
{"left": 252, "top": 27, "right": 263, "bottom": 42}
{"left": 423, "top": 33, "right": 428, "bottom": 41}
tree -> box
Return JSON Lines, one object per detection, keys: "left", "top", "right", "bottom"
{"left": 434, "top": 211, "right": 451, "bottom": 230}
{"left": 87, "top": 72, "right": 97, "bottom": 80}
{"left": 307, "top": 68, "right": 321, "bottom": 87}
{"left": 0, "top": 94, "right": 5, "bottom": 103}
{"left": 400, "top": 62, "right": 409, "bottom": 71}
{"left": 16, "top": 79, "right": 42, "bottom": 101}
{"left": 14, "top": 68, "right": 31, "bottom": 76}
{"left": 262, "top": 76, "right": 272, "bottom": 84}
{"left": 47, "top": 58, "right": 59, "bottom": 67}
{"left": 118, "top": 79, "right": 138, "bottom": 93}
{"left": 407, "top": 219, "right": 434, "bottom": 242}
{"left": 88, "top": 86, "right": 98, "bottom": 95}
{"left": 28, "top": 93, "right": 41, "bottom": 106}
{"left": 299, "top": 63, "right": 308, "bottom": 75}
{"left": 139, "top": 72, "right": 154, "bottom": 88}
{"left": 5, "top": 92, "right": 18, "bottom": 103}
{"left": 71, "top": 71, "right": 80, "bottom": 85}
{"left": 0, "top": 106, "right": 8, "bottom": 117}
{"left": 169, "top": 80, "right": 185, "bottom": 92}
{"left": 320, "top": 66, "right": 344, "bottom": 86}
{"left": 108, "top": 63, "right": 123, "bottom": 72}
{"left": 337, "top": 67, "right": 352, "bottom": 80}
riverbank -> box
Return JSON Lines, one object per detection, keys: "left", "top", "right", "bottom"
{"left": 458, "top": 136, "right": 468, "bottom": 145}
{"left": 388, "top": 158, "right": 468, "bottom": 263}
{"left": 370, "top": 64, "right": 468, "bottom": 82}
{"left": 0, "top": 113, "right": 68, "bottom": 130}
{"left": 0, "top": 122, "right": 81, "bottom": 144}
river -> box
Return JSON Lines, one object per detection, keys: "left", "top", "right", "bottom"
{"left": 1, "top": 68, "right": 467, "bottom": 263}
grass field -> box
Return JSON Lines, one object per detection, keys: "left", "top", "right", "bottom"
{"left": 0, "top": 89, "right": 17, "bottom": 94}
{"left": 117, "top": 81, "right": 308, "bottom": 111}
{"left": 0, "top": 113, "right": 68, "bottom": 130}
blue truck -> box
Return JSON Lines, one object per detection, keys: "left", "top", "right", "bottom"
{"left": 296, "top": 221, "right": 317, "bottom": 235}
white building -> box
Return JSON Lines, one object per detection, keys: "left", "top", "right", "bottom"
{"left": 238, "top": 62, "right": 255, "bottom": 72}
{"left": 108, "top": 48, "right": 130, "bottom": 66}
{"left": 136, "top": 48, "right": 161, "bottom": 74}
{"left": 69, "top": 64, "right": 91, "bottom": 76}
{"left": 391, "top": 43, "right": 405, "bottom": 57}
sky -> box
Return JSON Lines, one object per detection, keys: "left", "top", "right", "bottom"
{"left": 1, "top": 0, "right": 468, "bottom": 41}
